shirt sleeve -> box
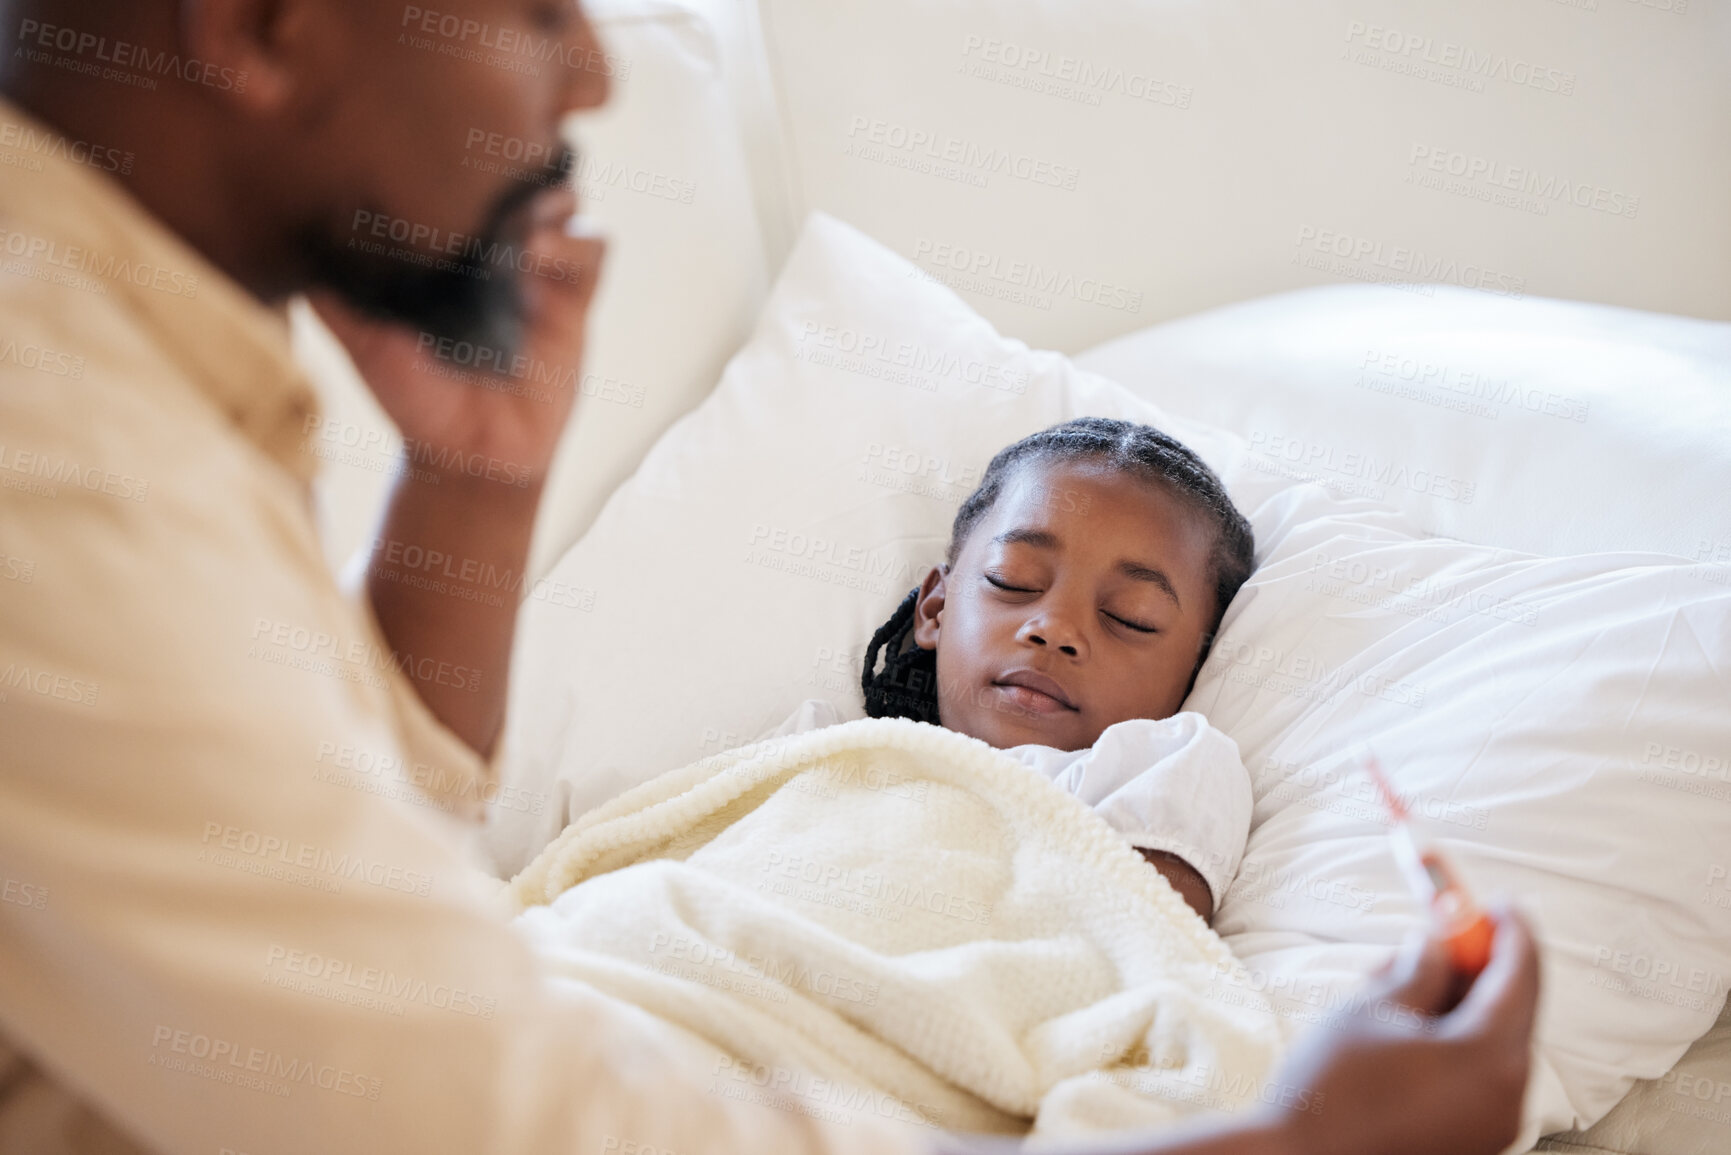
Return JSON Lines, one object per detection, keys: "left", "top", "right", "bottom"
{"left": 758, "top": 698, "right": 844, "bottom": 741}
{"left": 1009, "top": 713, "right": 1254, "bottom": 913}
{"left": 0, "top": 437, "right": 930, "bottom": 1155}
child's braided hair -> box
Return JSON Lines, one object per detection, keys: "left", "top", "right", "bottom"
{"left": 860, "top": 417, "right": 1254, "bottom": 723}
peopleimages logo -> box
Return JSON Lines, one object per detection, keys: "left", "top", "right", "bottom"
{"left": 1358, "top": 349, "right": 1590, "bottom": 423}
{"left": 263, "top": 945, "right": 498, "bottom": 1018}
{"left": 0, "top": 662, "right": 99, "bottom": 707}
{"left": 347, "top": 209, "right": 590, "bottom": 286}
{"left": 796, "top": 322, "right": 1028, "bottom": 394}
{"left": 14, "top": 18, "right": 249, "bottom": 92}
{"left": 1408, "top": 145, "right": 1639, "bottom": 219}
{"left": 759, "top": 850, "right": 994, "bottom": 925}
{"left": 1293, "top": 226, "right": 1524, "bottom": 298}
{"left": 398, "top": 6, "right": 632, "bottom": 77}
{"left": 957, "top": 35, "right": 1194, "bottom": 109}
{"left": 844, "top": 115, "right": 1081, "bottom": 191}
{"left": 911, "top": 239, "right": 1143, "bottom": 313}
{"left": 248, "top": 615, "right": 483, "bottom": 694}
{"left": 1341, "top": 21, "right": 1575, "bottom": 95}
{"left": 858, "top": 442, "right": 985, "bottom": 498}
{"left": 0, "top": 225, "right": 199, "bottom": 298}
{"left": 0, "top": 119, "right": 133, "bottom": 176}
{"left": 199, "top": 822, "right": 436, "bottom": 897}
{"left": 149, "top": 1025, "right": 381, "bottom": 1100}
{"left": 646, "top": 934, "right": 881, "bottom": 1007}
{"left": 1248, "top": 429, "right": 1479, "bottom": 505}
{"left": 0, "top": 442, "right": 150, "bottom": 502}
{"left": 1589, "top": 945, "right": 1726, "bottom": 1011}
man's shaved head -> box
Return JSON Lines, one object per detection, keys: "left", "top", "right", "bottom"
{"left": 1, "top": 0, "right": 610, "bottom": 349}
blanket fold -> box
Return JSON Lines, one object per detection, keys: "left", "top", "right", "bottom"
{"left": 509, "top": 717, "right": 1283, "bottom": 1138}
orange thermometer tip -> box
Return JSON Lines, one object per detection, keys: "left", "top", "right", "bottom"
{"left": 1449, "top": 911, "right": 1496, "bottom": 975}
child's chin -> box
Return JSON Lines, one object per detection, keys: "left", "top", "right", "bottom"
{"left": 968, "top": 709, "right": 1095, "bottom": 753}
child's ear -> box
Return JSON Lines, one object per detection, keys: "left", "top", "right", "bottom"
{"left": 911, "top": 565, "right": 947, "bottom": 650}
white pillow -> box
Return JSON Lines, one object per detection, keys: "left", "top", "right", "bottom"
{"left": 1074, "top": 283, "right": 1731, "bottom": 560}
{"left": 492, "top": 211, "right": 1731, "bottom": 1144}
{"left": 1192, "top": 482, "right": 1731, "bottom": 1142}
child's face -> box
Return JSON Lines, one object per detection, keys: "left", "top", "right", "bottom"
{"left": 911, "top": 459, "right": 1217, "bottom": 751}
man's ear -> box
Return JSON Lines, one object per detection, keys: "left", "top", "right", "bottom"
{"left": 181, "top": 0, "right": 324, "bottom": 112}
{"left": 911, "top": 565, "right": 947, "bottom": 651}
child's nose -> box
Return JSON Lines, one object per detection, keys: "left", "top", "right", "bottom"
{"left": 1018, "top": 616, "right": 1083, "bottom": 658}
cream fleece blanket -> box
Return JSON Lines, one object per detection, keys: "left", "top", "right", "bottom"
{"left": 507, "top": 717, "right": 1284, "bottom": 1139}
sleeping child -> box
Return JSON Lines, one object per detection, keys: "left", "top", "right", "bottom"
{"left": 763, "top": 415, "right": 1257, "bottom": 923}
{"left": 508, "top": 415, "right": 1281, "bottom": 1137}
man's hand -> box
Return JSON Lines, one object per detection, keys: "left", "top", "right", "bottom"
{"left": 311, "top": 210, "right": 606, "bottom": 759}
{"left": 311, "top": 197, "right": 605, "bottom": 489}
{"left": 1271, "top": 903, "right": 1541, "bottom": 1155}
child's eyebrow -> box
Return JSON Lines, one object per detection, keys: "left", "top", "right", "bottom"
{"left": 993, "top": 528, "right": 1059, "bottom": 549}
{"left": 991, "top": 528, "right": 1183, "bottom": 609}
{"left": 1119, "top": 561, "right": 1182, "bottom": 609}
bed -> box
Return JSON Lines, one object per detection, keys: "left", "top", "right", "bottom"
{"left": 290, "top": 2, "right": 1731, "bottom": 1151}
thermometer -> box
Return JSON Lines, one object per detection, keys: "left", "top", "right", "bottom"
{"left": 1358, "top": 750, "right": 1495, "bottom": 978}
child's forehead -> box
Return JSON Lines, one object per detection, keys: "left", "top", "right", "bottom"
{"left": 989, "top": 458, "right": 1204, "bottom": 534}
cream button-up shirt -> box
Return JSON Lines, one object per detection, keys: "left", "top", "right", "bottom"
{"left": 0, "top": 98, "right": 930, "bottom": 1155}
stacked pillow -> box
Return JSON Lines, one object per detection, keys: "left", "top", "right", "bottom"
{"left": 1195, "top": 481, "right": 1730, "bottom": 1137}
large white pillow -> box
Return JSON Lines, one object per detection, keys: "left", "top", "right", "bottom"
{"left": 1190, "top": 482, "right": 1731, "bottom": 1142}
{"left": 492, "top": 212, "right": 1731, "bottom": 1145}
{"left": 1075, "top": 283, "right": 1731, "bottom": 560}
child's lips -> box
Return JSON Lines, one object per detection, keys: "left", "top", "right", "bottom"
{"left": 992, "top": 671, "right": 1079, "bottom": 713}
{"left": 995, "top": 685, "right": 1072, "bottom": 714}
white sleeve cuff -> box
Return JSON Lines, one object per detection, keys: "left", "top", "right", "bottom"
{"left": 757, "top": 698, "right": 842, "bottom": 742}
{"left": 1025, "top": 713, "right": 1254, "bottom": 914}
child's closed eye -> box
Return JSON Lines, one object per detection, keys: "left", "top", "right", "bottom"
{"left": 984, "top": 572, "right": 1039, "bottom": 594}
{"left": 1104, "top": 612, "right": 1158, "bottom": 634}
